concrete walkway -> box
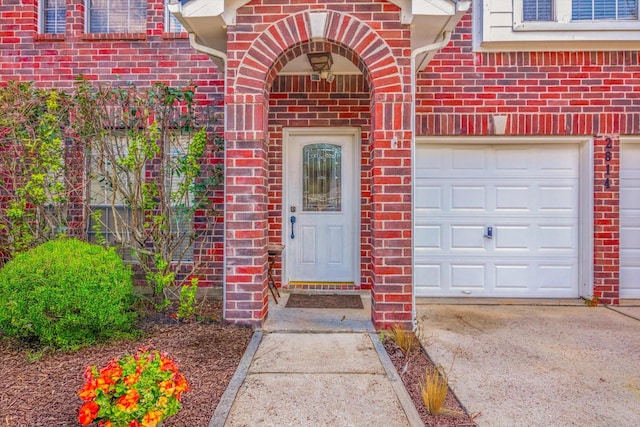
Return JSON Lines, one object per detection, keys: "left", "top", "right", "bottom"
{"left": 416, "top": 300, "right": 640, "bottom": 427}
{"left": 209, "top": 291, "right": 422, "bottom": 427}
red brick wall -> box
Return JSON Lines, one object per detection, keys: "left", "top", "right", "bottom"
{"left": 593, "top": 135, "right": 620, "bottom": 305}
{"left": 0, "top": 0, "right": 226, "bottom": 287}
{"left": 225, "top": 1, "right": 413, "bottom": 327}
{"left": 417, "top": 13, "right": 640, "bottom": 136}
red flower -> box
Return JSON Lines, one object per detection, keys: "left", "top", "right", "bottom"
{"left": 78, "top": 401, "right": 99, "bottom": 425}
{"left": 159, "top": 355, "right": 178, "bottom": 373}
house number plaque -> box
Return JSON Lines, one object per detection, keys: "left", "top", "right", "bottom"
{"left": 604, "top": 137, "right": 612, "bottom": 189}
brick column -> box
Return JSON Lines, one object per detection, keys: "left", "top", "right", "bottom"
{"left": 224, "top": 94, "right": 270, "bottom": 325}
{"left": 370, "top": 93, "right": 413, "bottom": 329}
{"left": 593, "top": 135, "right": 620, "bottom": 305}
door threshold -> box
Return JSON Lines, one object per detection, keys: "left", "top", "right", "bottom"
{"left": 287, "top": 281, "right": 357, "bottom": 290}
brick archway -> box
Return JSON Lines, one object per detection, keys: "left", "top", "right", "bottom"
{"left": 224, "top": 7, "right": 413, "bottom": 329}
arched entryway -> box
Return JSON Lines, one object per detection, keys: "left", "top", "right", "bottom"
{"left": 223, "top": 9, "right": 413, "bottom": 329}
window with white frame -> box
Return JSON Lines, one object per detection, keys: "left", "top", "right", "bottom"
{"left": 88, "top": 134, "right": 195, "bottom": 263}
{"left": 522, "top": 0, "right": 638, "bottom": 22}
{"left": 165, "top": 0, "right": 185, "bottom": 32}
{"left": 86, "top": 0, "right": 147, "bottom": 33}
{"left": 41, "top": 0, "right": 66, "bottom": 34}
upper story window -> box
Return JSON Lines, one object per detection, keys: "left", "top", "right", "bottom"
{"left": 522, "top": 0, "right": 638, "bottom": 23}
{"left": 477, "top": 0, "right": 640, "bottom": 50}
{"left": 87, "top": 0, "right": 147, "bottom": 33}
{"left": 41, "top": 0, "right": 66, "bottom": 34}
{"left": 165, "top": 0, "right": 185, "bottom": 32}
{"left": 572, "top": 0, "right": 638, "bottom": 20}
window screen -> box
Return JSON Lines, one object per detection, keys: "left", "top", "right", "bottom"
{"left": 42, "top": 0, "right": 66, "bottom": 34}
{"left": 523, "top": 0, "right": 555, "bottom": 21}
{"left": 572, "top": 0, "right": 638, "bottom": 20}
{"left": 87, "top": 0, "right": 147, "bottom": 33}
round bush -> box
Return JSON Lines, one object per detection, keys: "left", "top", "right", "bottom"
{"left": 0, "top": 238, "right": 137, "bottom": 350}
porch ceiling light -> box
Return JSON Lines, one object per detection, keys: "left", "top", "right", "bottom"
{"left": 307, "top": 52, "right": 333, "bottom": 72}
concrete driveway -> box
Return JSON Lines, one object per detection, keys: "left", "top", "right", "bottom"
{"left": 416, "top": 301, "right": 640, "bottom": 427}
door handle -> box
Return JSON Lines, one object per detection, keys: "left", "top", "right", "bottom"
{"left": 290, "top": 215, "right": 296, "bottom": 239}
{"left": 484, "top": 226, "right": 493, "bottom": 239}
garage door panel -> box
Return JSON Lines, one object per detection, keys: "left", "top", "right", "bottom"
{"left": 415, "top": 144, "right": 580, "bottom": 298}
{"left": 495, "top": 265, "right": 530, "bottom": 289}
{"left": 621, "top": 143, "right": 640, "bottom": 298}
{"left": 496, "top": 186, "right": 531, "bottom": 210}
{"left": 415, "top": 185, "right": 442, "bottom": 210}
{"left": 620, "top": 186, "right": 640, "bottom": 213}
{"left": 495, "top": 148, "right": 530, "bottom": 170}
{"left": 495, "top": 226, "right": 530, "bottom": 250}
{"left": 451, "top": 226, "right": 486, "bottom": 249}
{"left": 539, "top": 186, "right": 577, "bottom": 211}
{"left": 538, "top": 226, "right": 576, "bottom": 250}
{"left": 539, "top": 264, "right": 576, "bottom": 290}
{"left": 450, "top": 264, "right": 486, "bottom": 289}
{"left": 452, "top": 186, "right": 486, "bottom": 210}
{"left": 415, "top": 265, "right": 441, "bottom": 289}
{"left": 414, "top": 225, "right": 441, "bottom": 249}
{"left": 452, "top": 148, "right": 486, "bottom": 170}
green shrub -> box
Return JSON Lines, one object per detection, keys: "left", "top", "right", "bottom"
{"left": 0, "top": 238, "right": 138, "bottom": 350}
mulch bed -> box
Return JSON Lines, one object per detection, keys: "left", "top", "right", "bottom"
{"left": 384, "top": 338, "right": 479, "bottom": 427}
{"left": 0, "top": 300, "right": 252, "bottom": 427}
{"left": 285, "top": 293, "right": 364, "bottom": 309}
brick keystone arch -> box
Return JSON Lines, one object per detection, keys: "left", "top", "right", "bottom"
{"left": 224, "top": 6, "right": 413, "bottom": 329}
{"left": 234, "top": 10, "right": 403, "bottom": 94}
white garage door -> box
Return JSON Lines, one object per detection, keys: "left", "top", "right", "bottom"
{"left": 415, "top": 144, "right": 580, "bottom": 298}
{"left": 621, "top": 143, "right": 640, "bottom": 299}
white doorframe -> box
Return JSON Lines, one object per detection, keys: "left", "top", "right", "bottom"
{"left": 414, "top": 136, "right": 593, "bottom": 299}
{"left": 282, "top": 127, "right": 361, "bottom": 285}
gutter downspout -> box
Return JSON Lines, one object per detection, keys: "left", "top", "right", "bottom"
{"left": 410, "top": 29, "right": 452, "bottom": 329}
{"left": 186, "top": 32, "right": 229, "bottom": 320}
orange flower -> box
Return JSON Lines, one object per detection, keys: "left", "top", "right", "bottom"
{"left": 78, "top": 401, "right": 99, "bottom": 425}
{"left": 116, "top": 389, "right": 140, "bottom": 412}
{"left": 98, "top": 421, "right": 115, "bottom": 427}
{"left": 141, "top": 410, "right": 163, "bottom": 427}
{"left": 128, "top": 421, "right": 141, "bottom": 427}
{"left": 78, "top": 379, "right": 98, "bottom": 401}
{"left": 123, "top": 373, "right": 140, "bottom": 386}
{"left": 159, "top": 379, "right": 175, "bottom": 396}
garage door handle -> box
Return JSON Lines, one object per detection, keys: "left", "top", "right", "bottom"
{"left": 484, "top": 226, "right": 493, "bottom": 239}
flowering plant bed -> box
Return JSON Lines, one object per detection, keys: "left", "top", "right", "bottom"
{"left": 78, "top": 347, "right": 189, "bottom": 426}
{"left": 0, "top": 300, "right": 252, "bottom": 426}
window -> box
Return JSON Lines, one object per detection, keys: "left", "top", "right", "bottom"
{"left": 88, "top": 134, "right": 195, "bottom": 263}
{"left": 165, "top": 0, "right": 184, "bottom": 32}
{"left": 522, "top": 0, "right": 638, "bottom": 22}
{"left": 572, "top": 0, "right": 638, "bottom": 20}
{"left": 41, "top": 0, "right": 66, "bottom": 34}
{"left": 87, "top": 0, "right": 147, "bottom": 33}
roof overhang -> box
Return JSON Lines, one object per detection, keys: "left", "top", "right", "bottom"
{"left": 169, "top": 0, "right": 471, "bottom": 73}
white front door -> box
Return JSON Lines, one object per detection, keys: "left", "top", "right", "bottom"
{"left": 414, "top": 143, "right": 581, "bottom": 298}
{"left": 620, "top": 142, "right": 640, "bottom": 298}
{"left": 284, "top": 128, "right": 359, "bottom": 284}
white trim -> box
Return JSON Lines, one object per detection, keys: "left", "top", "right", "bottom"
{"left": 282, "top": 127, "right": 361, "bottom": 286}
{"left": 476, "top": 0, "right": 640, "bottom": 52}
{"left": 414, "top": 136, "right": 594, "bottom": 299}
